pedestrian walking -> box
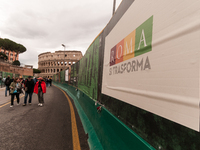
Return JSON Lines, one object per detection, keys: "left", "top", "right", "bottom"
{"left": 45, "top": 77, "right": 49, "bottom": 87}
{"left": 9, "top": 77, "right": 22, "bottom": 107}
{"left": 33, "top": 77, "right": 46, "bottom": 107}
{"left": 19, "top": 76, "right": 24, "bottom": 86}
{"left": 19, "top": 76, "right": 25, "bottom": 94}
{"left": 10, "top": 77, "right": 14, "bottom": 83}
{"left": 23, "top": 76, "right": 34, "bottom": 106}
{"left": 5, "top": 75, "right": 11, "bottom": 97}
{"left": 49, "top": 78, "right": 52, "bottom": 86}
{"left": 33, "top": 77, "right": 38, "bottom": 84}
{"left": 2, "top": 76, "right": 6, "bottom": 84}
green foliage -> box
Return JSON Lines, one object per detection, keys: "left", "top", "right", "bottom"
{"left": 0, "top": 38, "right": 26, "bottom": 53}
{"left": 0, "top": 52, "right": 8, "bottom": 60}
{"left": 33, "top": 68, "right": 41, "bottom": 73}
{"left": 12, "top": 60, "right": 20, "bottom": 66}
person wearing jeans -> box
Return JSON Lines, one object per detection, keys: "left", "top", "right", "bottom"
{"left": 23, "top": 76, "right": 34, "bottom": 106}
{"left": 24, "top": 92, "right": 33, "bottom": 104}
{"left": 33, "top": 77, "right": 46, "bottom": 107}
{"left": 5, "top": 85, "right": 10, "bottom": 96}
{"left": 9, "top": 77, "right": 21, "bottom": 107}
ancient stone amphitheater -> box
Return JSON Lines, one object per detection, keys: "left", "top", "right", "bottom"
{"left": 38, "top": 50, "right": 82, "bottom": 78}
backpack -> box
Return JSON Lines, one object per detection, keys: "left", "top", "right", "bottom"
{"left": 5, "top": 78, "right": 10, "bottom": 85}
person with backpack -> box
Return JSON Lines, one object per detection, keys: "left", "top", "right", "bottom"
{"left": 5, "top": 75, "right": 11, "bottom": 97}
{"left": 23, "top": 76, "right": 35, "bottom": 106}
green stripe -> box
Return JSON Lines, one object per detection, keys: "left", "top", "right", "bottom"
{"left": 53, "top": 82, "right": 155, "bottom": 150}
{"left": 53, "top": 82, "right": 103, "bottom": 150}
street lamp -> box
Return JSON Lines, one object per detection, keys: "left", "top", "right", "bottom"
{"left": 62, "top": 44, "right": 66, "bottom": 50}
{"left": 113, "top": 0, "right": 116, "bottom": 16}
{"left": 62, "top": 44, "right": 67, "bottom": 71}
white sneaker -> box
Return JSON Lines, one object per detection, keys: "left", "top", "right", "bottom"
{"left": 17, "top": 103, "right": 19, "bottom": 105}
{"left": 38, "top": 103, "right": 41, "bottom": 106}
{"left": 10, "top": 105, "right": 13, "bottom": 107}
{"left": 40, "top": 104, "right": 43, "bottom": 107}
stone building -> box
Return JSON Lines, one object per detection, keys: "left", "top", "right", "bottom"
{"left": 0, "top": 47, "right": 32, "bottom": 77}
{"left": 0, "top": 48, "right": 19, "bottom": 63}
{"left": 38, "top": 50, "right": 83, "bottom": 78}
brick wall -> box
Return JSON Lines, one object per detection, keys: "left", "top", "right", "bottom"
{"left": 0, "top": 61, "right": 33, "bottom": 76}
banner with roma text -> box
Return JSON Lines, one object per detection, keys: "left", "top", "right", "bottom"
{"left": 102, "top": 0, "right": 200, "bottom": 131}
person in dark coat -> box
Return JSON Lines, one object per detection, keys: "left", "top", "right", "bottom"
{"left": 49, "top": 78, "right": 52, "bottom": 86}
{"left": 23, "top": 76, "right": 35, "bottom": 106}
{"left": 10, "top": 77, "right": 14, "bottom": 83}
{"left": 5, "top": 75, "right": 11, "bottom": 97}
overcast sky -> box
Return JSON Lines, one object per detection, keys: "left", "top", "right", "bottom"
{"left": 0, "top": 0, "right": 122, "bottom": 68}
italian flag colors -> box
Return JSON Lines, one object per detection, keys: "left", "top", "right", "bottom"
{"left": 110, "top": 16, "right": 153, "bottom": 66}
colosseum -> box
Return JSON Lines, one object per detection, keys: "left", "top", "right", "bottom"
{"left": 38, "top": 50, "right": 83, "bottom": 78}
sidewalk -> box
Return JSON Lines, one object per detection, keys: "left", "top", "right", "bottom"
{"left": 0, "top": 87, "right": 12, "bottom": 105}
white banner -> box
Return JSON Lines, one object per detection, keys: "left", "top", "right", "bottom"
{"left": 65, "top": 70, "right": 69, "bottom": 81}
{"left": 102, "top": 0, "right": 200, "bottom": 131}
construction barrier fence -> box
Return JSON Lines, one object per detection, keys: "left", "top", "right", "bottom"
{"left": 53, "top": 0, "right": 200, "bottom": 149}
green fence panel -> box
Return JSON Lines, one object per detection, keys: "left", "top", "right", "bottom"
{"left": 78, "top": 36, "right": 100, "bottom": 100}
{"left": 2, "top": 72, "right": 13, "bottom": 78}
{"left": 60, "top": 70, "right": 65, "bottom": 83}
{"left": 53, "top": 82, "right": 155, "bottom": 150}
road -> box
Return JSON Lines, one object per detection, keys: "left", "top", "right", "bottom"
{"left": 0, "top": 85, "right": 89, "bottom": 150}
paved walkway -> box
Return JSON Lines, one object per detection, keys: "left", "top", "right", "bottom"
{"left": 0, "top": 87, "right": 12, "bottom": 105}
{"left": 0, "top": 85, "right": 89, "bottom": 150}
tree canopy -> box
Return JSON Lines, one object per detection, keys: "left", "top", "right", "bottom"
{"left": 0, "top": 52, "right": 8, "bottom": 60}
{"left": 12, "top": 60, "right": 21, "bottom": 66}
{"left": 0, "top": 38, "right": 26, "bottom": 53}
{"left": 33, "top": 68, "right": 41, "bottom": 73}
